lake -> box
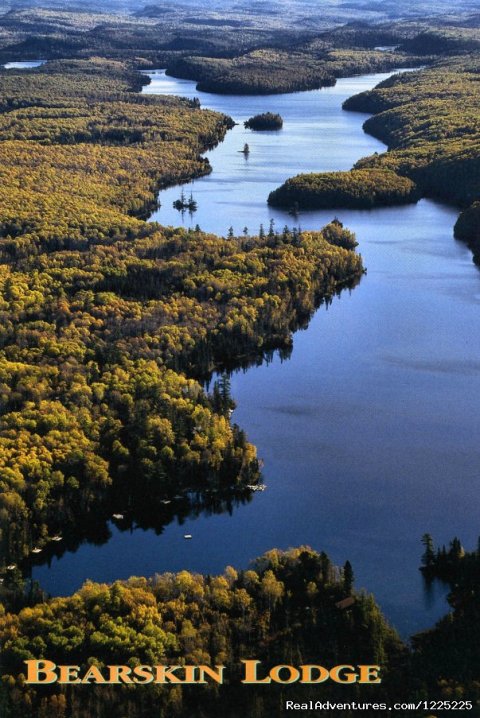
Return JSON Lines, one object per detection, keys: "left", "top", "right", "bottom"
{"left": 3, "top": 61, "right": 45, "bottom": 69}
{"left": 34, "top": 68, "right": 480, "bottom": 637}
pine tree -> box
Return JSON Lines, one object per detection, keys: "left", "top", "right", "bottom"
{"left": 449, "top": 536, "right": 464, "bottom": 560}
{"left": 343, "top": 560, "right": 354, "bottom": 594}
{"left": 421, "top": 533, "right": 435, "bottom": 566}
{"left": 219, "top": 373, "right": 233, "bottom": 413}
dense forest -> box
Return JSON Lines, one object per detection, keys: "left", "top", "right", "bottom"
{"left": 0, "top": 6, "right": 479, "bottom": 717}
{"left": 1, "top": 0, "right": 478, "bottom": 23}
{"left": 0, "top": 547, "right": 412, "bottom": 717}
{"left": 268, "top": 50, "right": 480, "bottom": 258}
{"left": 163, "top": 47, "right": 422, "bottom": 96}
{"left": 342, "top": 55, "right": 480, "bottom": 258}
{"left": 0, "top": 7, "right": 429, "bottom": 94}
{"left": 0, "top": 58, "right": 364, "bottom": 575}
{"left": 414, "top": 536, "right": 480, "bottom": 704}
{"left": 268, "top": 169, "right": 420, "bottom": 210}
{"left": 2, "top": 543, "right": 479, "bottom": 717}
{"left": 244, "top": 112, "right": 283, "bottom": 131}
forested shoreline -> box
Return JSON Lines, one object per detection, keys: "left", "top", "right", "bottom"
{"left": 163, "top": 48, "right": 423, "bottom": 96}
{"left": 0, "top": 5, "right": 479, "bottom": 717}
{"left": 268, "top": 169, "right": 420, "bottom": 210}
{"left": 2, "top": 541, "right": 479, "bottom": 717}
{"left": 0, "top": 547, "right": 407, "bottom": 718}
{"left": 268, "top": 51, "right": 480, "bottom": 258}
{"left": 0, "top": 57, "right": 363, "bottom": 575}
{"left": 345, "top": 57, "right": 480, "bottom": 257}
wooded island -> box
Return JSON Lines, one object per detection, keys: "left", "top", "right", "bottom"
{"left": 0, "top": 3, "right": 478, "bottom": 716}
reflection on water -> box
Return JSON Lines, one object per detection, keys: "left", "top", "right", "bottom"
{"left": 146, "top": 70, "right": 395, "bottom": 237}
{"left": 33, "top": 69, "right": 480, "bottom": 638}
{"left": 26, "top": 483, "right": 257, "bottom": 581}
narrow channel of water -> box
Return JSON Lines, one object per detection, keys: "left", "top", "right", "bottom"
{"left": 34, "top": 69, "right": 480, "bottom": 637}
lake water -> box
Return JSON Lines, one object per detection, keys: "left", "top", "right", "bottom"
{"left": 34, "top": 69, "right": 480, "bottom": 637}
{"left": 3, "top": 61, "right": 46, "bottom": 69}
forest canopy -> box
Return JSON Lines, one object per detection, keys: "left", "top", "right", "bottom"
{"left": 0, "top": 10, "right": 479, "bottom": 717}
{"left": 0, "top": 546, "right": 407, "bottom": 718}
{"left": 268, "top": 169, "right": 420, "bottom": 209}
{"left": 342, "top": 58, "right": 480, "bottom": 256}
{"left": 244, "top": 112, "right": 283, "bottom": 131}
{"left": 269, "top": 54, "right": 480, "bottom": 258}
{"left": 0, "top": 59, "right": 364, "bottom": 573}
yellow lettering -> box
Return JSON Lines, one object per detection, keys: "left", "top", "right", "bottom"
{"left": 197, "top": 665, "right": 225, "bottom": 684}
{"left": 24, "top": 660, "right": 58, "bottom": 685}
{"left": 183, "top": 666, "right": 196, "bottom": 683}
{"left": 155, "top": 665, "right": 185, "bottom": 684}
{"left": 270, "top": 665, "right": 300, "bottom": 684}
{"left": 329, "top": 665, "right": 358, "bottom": 684}
{"left": 58, "top": 665, "right": 81, "bottom": 684}
{"left": 107, "top": 665, "right": 133, "bottom": 684}
{"left": 358, "top": 665, "right": 382, "bottom": 684}
{"left": 81, "top": 666, "right": 106, "bottom": 684}
{"left": 132, "top": 666, "right": 154, "bottom": 684}
{"left": 241, "top": 660, "right": 271, "bottom": 684}
{"left": 299, "top": 665, "right": 330, "bottom": 684}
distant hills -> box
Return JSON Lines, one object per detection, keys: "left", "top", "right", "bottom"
{"left": 1, "top": 0, "right": 478, "bottom": 26}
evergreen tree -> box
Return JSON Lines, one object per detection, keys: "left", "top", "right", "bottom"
{"left": 343, "top": 560, "right": 354, "bottom": 594}
{"left": 219, "top": 373, "right": 233, "bottom": 414}
{"left": 268, "top": 218, "right": 275, "bottom": 238}
{"left": 449, "top": 536, "right": 464, "bottom": 559}
{"left": 421, "top": 533, "right": 435, "bottom": 566}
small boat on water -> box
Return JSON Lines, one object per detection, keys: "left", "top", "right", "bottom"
{"left": 32, "top": 547, "right": 42, "bottom": 554}
{"left": 112, "top": 513, "right": 124, "bottom": 520}
{"left": 184, "top": 534, "right": 193, "bottom": 540}
{"left": 161, "top": 500, "right": 171, "bottom": 505}
{"left": 52, "top": 535, "right": 62, "bottom": 542}
{"left": 6, "top": 564, "right": 16, "bottom": 570}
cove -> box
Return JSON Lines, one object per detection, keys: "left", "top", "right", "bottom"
{"left": 33, "top": 69, "right": 480, "bottom": 637}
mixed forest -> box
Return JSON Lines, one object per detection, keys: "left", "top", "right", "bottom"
{"left": 345, "top": 55, "right": 480, "bottom": 257}
{"left": 270, "top": 44, "right": 480, "bottom": 257}
{"left": 244, "top": 112, "right": 283, "bottom": 131}
{"left": 1, "top": 540, "right": 479, "bottom": 717}
{"left": 0, "top": 547, "right": 407, "bottom": 718}
{"left": 0, "top": 3, "right": 479, "bottom": 717}
{"left": 268, "top": 169, "right": 420, "bottom": 210}
{"left": 0, "top": 56, "right": 363, "bottom": 574}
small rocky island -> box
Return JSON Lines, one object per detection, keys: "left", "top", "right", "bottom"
{"left": 244, "top": 112, "right": 283, "bottom": 130}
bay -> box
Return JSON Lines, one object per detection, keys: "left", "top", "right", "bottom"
{"left": 34, "top": 68, "right": 480, "bottom": 636}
